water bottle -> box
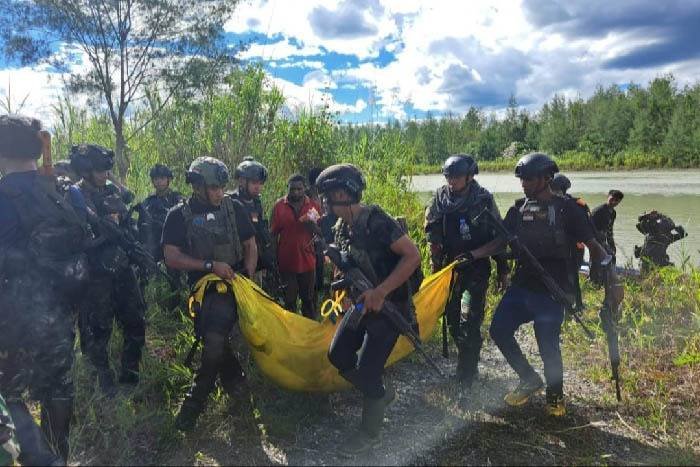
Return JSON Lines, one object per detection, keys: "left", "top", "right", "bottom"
{"left": 459, "top": 218, "right": 471, "bottom": 240}
{"left": 460, "top": 290, "right": 471, "bottom": 320}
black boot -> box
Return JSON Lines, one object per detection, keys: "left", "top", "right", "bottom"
{"left": 8, "top": 401, "right": 63, "bottom": 466}
{"left": 456, "top": 338, "right": 482, "bottom": 388}
{"left": 339, "top": 384, "right": 395, "bottom": 457}
{"left": 118, "top": 366, "right": 139, "bottom": 386}
{"left": 97, "top": 368, "right": 118, "bottom": 398}
{"left": 40, "top": 398, "right": 73, "bottom": 463}
{"left": 174, "top": 399, "right": 204, "bottom": 432}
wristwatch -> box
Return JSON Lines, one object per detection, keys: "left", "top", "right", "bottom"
{"left": 204, "top": 260, "right": 214, "bottom": 272}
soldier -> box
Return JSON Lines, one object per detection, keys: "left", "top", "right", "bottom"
{"left": 550, "top": 173, "right": 591, "bottom": 310}
{"left": 70, "top": 144, "right": 147, "bottom": 395}
{"left": 1, "top": 115, "right": 90, "bottom": 464}
{"left": 139, "top": 164, "right": 182, "bottom": 260}
{"left": 424, "top": 154, "right": 508, "bottom": 387}
{"left": 318, "top": 164, "right": 421, "bottom": 455}
{"left": 162, "top": 157, "right": 257, "bottom": 431}
{"left": 470, "top": 153, "right": 621, "bottom": 416}
{"left": 0, "top": 392, "right": 20, "bottom": 466}
{"left": 591, "top": 189, "right": 624, "bottom": 258}
{"left": 634, "top": 211, "right": 687, "bottom": 273}
{"left": 229, "top": 157, "right": 274, "bottom": 285}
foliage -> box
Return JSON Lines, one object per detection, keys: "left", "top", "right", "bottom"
{"left": 0, "top": 0, "right": 242, "bottom": 177}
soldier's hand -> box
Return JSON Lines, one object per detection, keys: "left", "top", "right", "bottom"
{"left": 496, "top": 272, "right": 509, "bottom": 292}
{"left": 358, "top": 287, "right": 387, "bottom": 313}
{"left": 213, "top": 261, "right": 235, "bottom": 280}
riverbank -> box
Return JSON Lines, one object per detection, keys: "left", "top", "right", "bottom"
{"left": 410, "top": 150, "right": 700, "bottom": 175}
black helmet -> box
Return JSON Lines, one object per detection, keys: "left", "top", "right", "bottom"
{"left": 235, "top": 157, "right": 268, "bottom": 182}
{"left": 69, "top": 144, "right": 114, "bottom": 174}
{"left": 442, "top": 154, "right": 478, "bottom": 177}
{"left": 149, "top": 163, "right": 173, "bottom": 179}
{"left": 316, "top": 163, "right": 366, "bottom": 203}
{"left": 185, "top": 156, "right": 229, "bottom": 187}
{"left": 514, "top": 152, "right": 558, "bottom": 179}
{"left": 550, "top": 173, "right": 571, "bottom": 193}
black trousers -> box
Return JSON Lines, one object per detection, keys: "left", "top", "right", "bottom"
{"left": 281, "top": 270, "right": 317, "bottom": 320}
{"left": 185, "top": 288, "right": 245, "bottom": 409}
{"left": 328, "top": 311, "right": 400, "bottom": 399}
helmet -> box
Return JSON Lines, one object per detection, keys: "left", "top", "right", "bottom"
{"left": 235, "top": 157, "right": 268, "bottom": 182}
{"left": 442, "top": 154, "right": 478, "bottom": 177}
{"left": 149, "top": 163, "right": 173, "bottom": 179}
{"left": 550, "top": 173, "right": 571, "bottom": 193}
{"left": 514, "top": 152, "right": 559, "bottom": 179}
{"left": 69, "top": 144, "right": 114, "bottom": 174}
{"left": 185, "top": 156, "right": 229, "bottom": 187}
{"left": 315, "top": 163, "right": 366, "bottom": 203}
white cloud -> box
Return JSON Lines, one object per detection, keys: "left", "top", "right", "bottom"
{"left": 240, "top": 38, "right": 322, "bottom": 61}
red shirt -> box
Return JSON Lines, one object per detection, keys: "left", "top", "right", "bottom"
{"left": 271, "top": 195, "right": 321, "bottom": 273}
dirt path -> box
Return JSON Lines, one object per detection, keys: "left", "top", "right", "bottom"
{"left": 162, "top": 327, "right": 698, "bottom": 466}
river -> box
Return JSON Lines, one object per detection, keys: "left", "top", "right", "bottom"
{"left": 410, "top": 170, "right": 700, "bottom": 267}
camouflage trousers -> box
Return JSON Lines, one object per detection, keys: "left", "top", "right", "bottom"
{"left": 78, "top": 267, "right": 146, "bottom": 375}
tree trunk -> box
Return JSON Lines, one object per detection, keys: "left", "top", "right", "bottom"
{"left": 114, "top": 123, "right": 128, "bottom": 182}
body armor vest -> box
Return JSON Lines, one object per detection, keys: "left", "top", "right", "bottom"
{"left": 0, "top": 174, "right": 90, "bottom": 290}
{"left": 182, "top": 196, "right": 243, "bottom": 265}
{"left": 335, "top": 205, "right": 423, "bottom": 296}
{"left": 515, "top": 196, "right": 571, "bottom": 261}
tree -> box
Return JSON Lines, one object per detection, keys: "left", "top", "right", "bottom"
{"left": 629, "top": 75, "right": 676, "bottom": 153}
{"left": 1, "top": 0, "right": 241, "bottom": 178}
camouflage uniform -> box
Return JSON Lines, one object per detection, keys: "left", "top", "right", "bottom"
{"left": 74, "top": 179, "right": 146, "bottom": 390}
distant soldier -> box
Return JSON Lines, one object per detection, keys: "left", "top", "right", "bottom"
{"left": 634, "top": 211, "right": 687, "bottom": 273}
{"left": 318, "top": 164, "right": 422, "bottom": 455}
{"left": 591, "top": 190, "right": 624, "bottom": 258}
{"left": 229, "top": 157, "right": 274, "bottom": 285}
{"left": 550, "top": 173, "right": 591, "bottom": 310}
{"left": 139, "top": 164, "right": 182, "bottom": 260}
{"left": 71, "top": 144, "right": 147, "bottom": 395}
{"left": 1, "top": 115, "right": 91, "bottom": 464}
{"left": 162, "top": 157, "right": 257, "bottom": 431}
{"left": 425, "top": 154, "right": 508, "bottom": 387}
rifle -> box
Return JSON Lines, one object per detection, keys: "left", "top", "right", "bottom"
{"left": 323, "top": 243, "right": 445, "bottom": 378}
{"left": 600, "top": 265, "right": 622, "bottom": 401}
{"left": 475, "top": 207, "right": 595, "bottom": 340}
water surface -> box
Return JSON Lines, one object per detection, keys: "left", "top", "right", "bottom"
{"left": 411, "top": 170, "right": 700, "bottom": 267}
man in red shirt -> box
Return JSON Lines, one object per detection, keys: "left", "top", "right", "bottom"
{"left": 271, "top": 174, "right": 321, "bottom": 319}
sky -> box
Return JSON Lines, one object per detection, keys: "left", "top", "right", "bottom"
{"left": 2, "top": 0, "right": 700, "bottom": 124}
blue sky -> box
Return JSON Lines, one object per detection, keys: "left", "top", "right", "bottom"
{"left": 2, "top": 0, "right": 700, "bottom": 124}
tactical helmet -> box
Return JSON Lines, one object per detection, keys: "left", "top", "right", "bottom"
{"left": 149, "top": 163, "right": 173, "bottom": 179}
{"left": 514, "top": 152, "right": 559, "bottom": 179}
{"left": 550, "top": 173, "right": 571, "bottom": 193}
{"left": 235, "top": 156, "right": 268, "bottom": 182}
{"left": 186, "top": 156, "right": 229, "bottom": 187}
{"left": 442, "top": 154, "right": 479, "bottom": 177}
{"left": 315, "top": 163, "right": 366, "bottom": 203}
{"left": 69, "top": 144, "right": 115, "bottom": 174}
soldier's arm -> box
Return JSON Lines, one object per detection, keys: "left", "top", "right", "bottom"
{"left": 164, "top": 244, "right": 214, "bottom": 272}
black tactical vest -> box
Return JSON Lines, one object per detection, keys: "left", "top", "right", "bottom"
{"left": 515, "top": 196, "right": 571, "bottom": 261}
{"left": 182, "top": 196, "right": 243, "bottom": 265}
{"left": 335, "top": 205, "right": 423, "bottom": 299}
{"left": 0, "top": 174, "right": 90, "bottom": 290}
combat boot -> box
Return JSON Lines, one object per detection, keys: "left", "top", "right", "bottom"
{"left": 545, "top": 390, "right": 566, "bottom": 417}
{"left": 456, "top": 346, "right": 480, "bottom": 388}
{"left": 118, "top": 368, "right": 139, "bottom": 386}
{"left": 40, "top": 398, "right": 73, "bottom": 463}
{"left": 97, "top": 368, "right": 118, "bottom": 398}
{"left": 174, "top": 399, "right": 204, "bottom": 432}
{"left": 339, "top": 384, "right": 396, "bottom": 457}
{"left": 8, "top": 402, "right": 63, "bottom": 466}
{"left": 504, "top": 375, "right": 544, "bottom": 407}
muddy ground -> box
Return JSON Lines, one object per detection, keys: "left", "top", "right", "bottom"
{"left": 158, "top": 327, "right": 699, "bottom": 466}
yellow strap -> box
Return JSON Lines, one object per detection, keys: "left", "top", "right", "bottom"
{"left": 320, "top": 290, "right": 346, "bottom": 320}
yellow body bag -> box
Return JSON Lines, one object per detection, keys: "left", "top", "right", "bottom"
{"left": 188, "top": 262, "right": 456, "bottom": 392}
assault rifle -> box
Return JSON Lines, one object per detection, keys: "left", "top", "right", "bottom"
{"left": 323, "top": 243, "right": 445, "bottom": 378}
{"left": 474, "top": 207, "right": 596, "bottom": 340}
{"left": 600, "top": 264, "right": 622, "bottom": 401}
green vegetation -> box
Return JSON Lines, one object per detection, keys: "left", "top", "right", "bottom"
{"left": 30, "top": 64, "right": 700, "bottom": 463}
